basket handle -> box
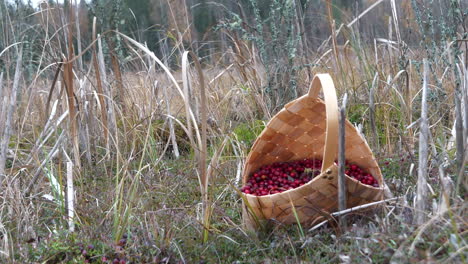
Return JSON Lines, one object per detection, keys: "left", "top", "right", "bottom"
{"left": 308, "top": 74, "right": 339, "bottom": 172}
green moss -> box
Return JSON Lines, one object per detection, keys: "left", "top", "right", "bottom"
{"left": 233, "top": 120, "right": 266, "bottom": 148}
{"left": 347, "top": 103, "right": 367, "bottom": 125}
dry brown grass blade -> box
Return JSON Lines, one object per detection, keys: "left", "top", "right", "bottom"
{"left": 206, "top": 137, "right": 229, "bottom": 196}
{"left": 108, "top": 39, "right": 125, "bottom": 109}
{"left": 64, "top": 3, "right": 81, "bottom": 170}
{"left": 44, "top": 59, "right": 63, "bottom": 122}
{"left": 92, "top": 17, "right": 108, "bottom": 146}
{"left": 181, "top": 50, "right": 210, "bottom": 242}
{"left": 230, "top": 34, "right": 249, "bottom": 83}
{"left": 223, "top": 31, "right": 269, "bottom": 118}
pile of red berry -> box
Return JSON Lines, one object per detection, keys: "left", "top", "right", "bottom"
{"left": 345, "top": 163, "right": 379, "bottom": 187}
{"left": 241, "top": 159, "right": 322, "bottom": 196}
{"left": 241, "top": 159, "right": 379, "bottom": 196}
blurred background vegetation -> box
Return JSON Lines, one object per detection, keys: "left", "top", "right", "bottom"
{"left": 3, "top": 0, "right": 465, "bottom": 111}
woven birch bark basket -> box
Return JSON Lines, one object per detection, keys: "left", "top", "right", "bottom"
{"left": 242, "top": 74, "right": 384, "bottom": 228}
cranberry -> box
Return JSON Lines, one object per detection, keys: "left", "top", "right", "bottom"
{"left": 241, "top": 159, "right": 380, "bottom": 196}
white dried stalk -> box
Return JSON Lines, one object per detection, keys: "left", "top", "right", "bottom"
{"left": 25, "top": 102, "right": 69, "bottom": 164}
{"left": 369, "top": 72, "right": 379, "bottom": 151}
{"left": 0, "top": 97, "right": 7, "bottom": 137}
{"left": 0, "top": 221, "right": 9, "bottom": 258}
{"left": 182, "top": 54, "right": 194, "bottom": 147}
{"left": 76, "top": 75, "right": 92, "bottom": 165}
{"left": 84, "top": 78, "right": 97, "bottom": 156}
{"left": 67, "top": 161, "right": 75, "bottom": 232}
{"left": 445, "top": 43, "right": 466, "bottom": 193}
{"left": 338, "top": 93, "right": 348, "bottom": 228}
{"left": 458, "top": 61, "right": 467, "bottom": 145}
{"left": 0, "top": 71, "right": 5, "bottom": 135}
{"left": 206, "top": 137, "right": 229, "bottom": 195}
{"left": 454, "top": 88, "right": 464, "bottom": 177}
{"left": 230, "top": 139, "right": 243, "bottom": 187}
{"left": 97, "top": 35, "right": 108, "bottom": 101}
{"left": 82, "top": 100, "right": 92, "bottom": 165}
{"left": 309, "top": 197, "right": 400, "bottom": 232}
{"left": 0, "top": 48, "right": 22, "bottom": 181}
{"left": 74, "top": 0, "right": 83, "bottom": 72}
{"left": 60, "top": 3, "right": 69, "bottom": 49}
{"left": 415, "top": 59, "right": 429, "bottom": 225}
{"left": 454, "top": 62, "right": 467, "bottom": 195}
{"left": 152, "top": 79, "right": 159, "bottom": 108}
{"left": 0, "top": 72, "right": 3, "bottom": 107}
{"left": 463, "top": 63, "right": 467, "bottom": 146}
{"left": 98, "top": 34, "right": 116, "bottom": 153}
{"left": 387, "top": 16, "right": 393, "bottom": 65}
{"left": 163, "top": 84, "right": 180, "bottom": 159}
{"left": 374, "top": 38, "right": 378, "bottom": 66}
{"left": 427, "top": 129, "right": 453, "bottom": 214}
{"left": 390, "top": 0, "right": 401, "bottom": 45}
{"left": 293, "top": 0, "right": 308, "bottom": 58}
{"left": 317, "top": 0, "right": 386, "bottom": 62}
{"left": 157, "top": 42, "right": 179, "bottom": 160}
{"left": 24, "top": 131, "right": 66, "bottom": 196}
{"left": 346, "top": 0, "right": 385, "bottom": 29}
{"left": 462, "top": 60, "right": 468, "bottom": 192}
{"left": 33, "top": 110, "right": 69, "bottom": 158}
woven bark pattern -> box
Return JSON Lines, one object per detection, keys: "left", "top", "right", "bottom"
{"left": 242, "top": 93, "right": 384, "bottom": 227}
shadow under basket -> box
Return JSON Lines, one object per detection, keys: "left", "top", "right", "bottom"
{"left": 241, "top": 74, "right": 385, "bottom": 229}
